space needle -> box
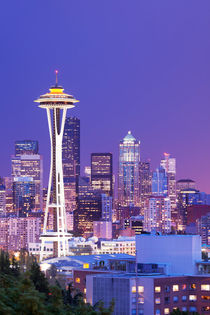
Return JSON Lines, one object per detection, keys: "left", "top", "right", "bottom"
{"left": 35, "top": 71, "right": 79, "bottom": 261}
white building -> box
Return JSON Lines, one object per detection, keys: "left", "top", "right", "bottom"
{"left": 136, "top": 234, "right": 201, "bottom": 275}
{"left": 98, "top": 236, "right": 136, "bottom": 256}
{"left": 0, "top": 186, "right": 6, "bottom": 215}
{"left": 144, "top": 197, "right": 171, "bottom": 233}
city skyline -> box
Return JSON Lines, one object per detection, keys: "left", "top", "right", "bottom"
{"left": 1, "top": 1, "right": 210, "bottom": 193}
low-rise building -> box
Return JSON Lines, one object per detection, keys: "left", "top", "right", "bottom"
{"left": 98, "top": 236, "right": 136, "bottom": 256}
{"left": 86, "top": 273, "right": 210, "bottom": 315}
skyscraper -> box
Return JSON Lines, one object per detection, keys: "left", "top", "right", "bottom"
{"left": 11, "top": 141, "right": 43, "bottom": 211}
{"left": 15, "top": 140, "right": 39, "bottom": 156}
{"left": 74, "top": 177, "right": 102, "bottom": 237}
{"left": 144, "top": 196, "right": 171, "bottom": 234}
{"left": 160, "top": 153, "right": 177, "bottom": 222}
{"left": 4, "top": 177, "right": 13, "bottom": 213}
{"left": 13, "top": 177, "right": 35, "bottom": 216}
{"left": 35, "top": 74, "right": 79, "bottom": 260}
{"left": 0, "top": 184, "right": 6, "bottom": 216}
{"left": 118, "top": 131, "right": 140, "bottom": 207}
{"left": 62, "top": 117, "right": 80, "bottom": 229}
{"left": 91, "top": 153, "right": 113, "bottom": 197}
{"left": 152, "top": 165, "right": 168, "bottom": 196}
{"left": 63, "top": 117, "right": 80, "bottom": 179}
{"left": 139, "top": 161, "right": 152, "bottom": 213}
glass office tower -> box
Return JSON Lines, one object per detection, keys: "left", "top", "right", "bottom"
{"left": 118, "top": 131, "right": 140, "bottom": 207}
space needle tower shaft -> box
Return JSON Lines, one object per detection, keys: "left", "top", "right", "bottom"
{"left": 35, "top": 72, "right": 79, "bottom": 261}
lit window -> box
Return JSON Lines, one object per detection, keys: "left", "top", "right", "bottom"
{"left": 182, "top": 295, "right": 187, "bottom": 301}
{"left": 182, "top": 284, "right": 187, "bottom": 290}
{"left": 189, "top": 306, "right": 197, "bottom": 312}
{"left": 189, "top": 295, "right": 197, "bottom": 301}
{"left": 138, "top": 286, "right": 144, "bottom": 293}
{"left": 155, "top": 298, "right": 160, "bottom": 304}
{"left": 132, "top": 310, "right": 136, "bottom": 315}
{"left": 173, "top": 285, "right": 179, "bottom": 292}
{"left": 75, "top": 277, "right": 80, "bottom": 283}
{"left": 173, "top": 296, "right": 178, "bottom": 302}
{"left": 201, "top": 295, "right": 210, "bottom": 300}
{"left": 164, "top": 308, "right": 170, "bottom": 315}
{"left": 155, "top": 286, "right": 161, "bottom": 293}
{"left": 190, "top": 283, "right": 196, "bottom": 290}
{"left": 201, "top": 284, "right": 210, "bottom": 291}
{"left": 132, "top": 286, "right": 136, "bottom": 293}
{"left": 138, "top": 297, "right": 144, "bottom": 304}
{"left": 84, "top": 288, "right": 86, "bottom": 294}
{"left": 83, "top": 263, "right": 89, "bottom": 269}
{"left": 155, "top": 310, "right": 160, "bottom": 315}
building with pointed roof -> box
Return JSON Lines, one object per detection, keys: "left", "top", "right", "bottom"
{"left": 118, "top": 131, "right": 140, "bottom": 211}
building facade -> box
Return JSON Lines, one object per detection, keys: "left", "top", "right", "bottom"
{"left": 74, "top": 177, "right": 102, "bottom": 237}
{"left": 91, "top": 153, "right": 113, "bottom": 197}
{"left": 11, "top": 146, "right": 43, "bottom": 211}
{"left": 139, "top": 161, "right": 152, "bottom": 214}
{"left": 144, "top": 197, "right": 171, "bottom": 234}
{"left": 13, "top": 177, "right": 36, "bottom": 216}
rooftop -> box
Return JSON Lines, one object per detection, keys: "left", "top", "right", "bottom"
{"left": 123, "top": 131, "right": 136, "bottom": 142}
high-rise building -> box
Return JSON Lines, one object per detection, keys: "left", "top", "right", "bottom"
{"left": 101, "top": 194, "right": 112, "bottom": 221}
{"left": 63, "top": 116, "right": 80, "bottom": 179}
{"left": 0, "top": 216, "right": 41, "bottom": 251}
{"left": 62, "top": 117, "right": 80, "bottom": 230}
{"left": 139, "top": 161, "right": 152, "bottom": 213}
{"left": 177, "top": 188, "right": 200, "bottom": 231}
{"left": 91, "top": 153, "right": 113, "bottom": 197}
{"left": 176, "top": 179, "right": 196, "bottom": 193}
{"left": 13, "top": 177, "right": 36, "bottom": 216}
{"left": 74, "top": 177, "right": 102, "bottom": 238}
{"left": 4, "top": 177, "right": 13, "bottom": 213}
{"left": 196, "top": 212, "right": 210, "bottom": 245}
{"left": 152, "top": 166, "right": 168, "bottom": 196}
{"left": 35, "top": 75, "right": 79, "bottom": 260}
{"left": 160, "top": 153, "right": 177, "bottom": 223}
{"left": 15, "top": 140, "right": 39, "bottom": 156}
{"left": 0, "top": 185, "right": 6, "bottom": 216}
{"left": 144, "top": 196, "right": 171, "bottom": 234}
{"left": 11, "top": 142, "right": 43, "bottom": 211}
{"left": 118, "top": 131, "right": 140, "bottom": 207}
{"left": 84, "top": 166, "right": 91, "bottom": 183}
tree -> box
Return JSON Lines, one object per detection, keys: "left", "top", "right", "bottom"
{"left": 29, "top": 261, "right": 49, "bottom": 296}
{"left": 170, "top": 309, "right": 201, "bottom": 315}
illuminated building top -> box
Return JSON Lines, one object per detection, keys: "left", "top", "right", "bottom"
{"left": 34, "top": 72, "right": 79, "bottom": 109}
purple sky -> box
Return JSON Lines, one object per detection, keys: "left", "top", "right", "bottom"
{"left": 1, "top": 1, "right": 210, "bottom": 192}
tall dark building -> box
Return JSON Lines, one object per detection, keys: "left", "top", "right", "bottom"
{"left": 91, "top": 153, "right": 113, "bottom": 197}
{"left": 62, "top": 117, "right": 80, "bottom": 226}
{"left": 139, "top": 161, "right": 152, "bottom": 212}
{"left": 13, "top": 177, "right": 35, "bottom": 216}
{"left": 63, "top": 117, "right": 80, "bottom": 179}
{"left": 74, "top": 177, "right": 102, "bottom": 238}
{"left": 12, "top": 140, "right": 43, "bottom": 211}
{"left": 15, "top": 140, "right": 39, "bottom": 156}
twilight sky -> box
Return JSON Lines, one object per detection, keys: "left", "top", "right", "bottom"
{"left": 1, "top": 1, "right": 210, "bottom": 192}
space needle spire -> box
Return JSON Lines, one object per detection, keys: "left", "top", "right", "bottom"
{"left": 35, "top": 71, "right": 79, "bottom": 261}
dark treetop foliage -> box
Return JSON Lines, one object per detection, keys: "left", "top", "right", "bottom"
{"left": 0, "top": 250, "right": 114, "bottom": 315}
{"left": 170, "top": 309, "right": 201, "bottom": 315}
